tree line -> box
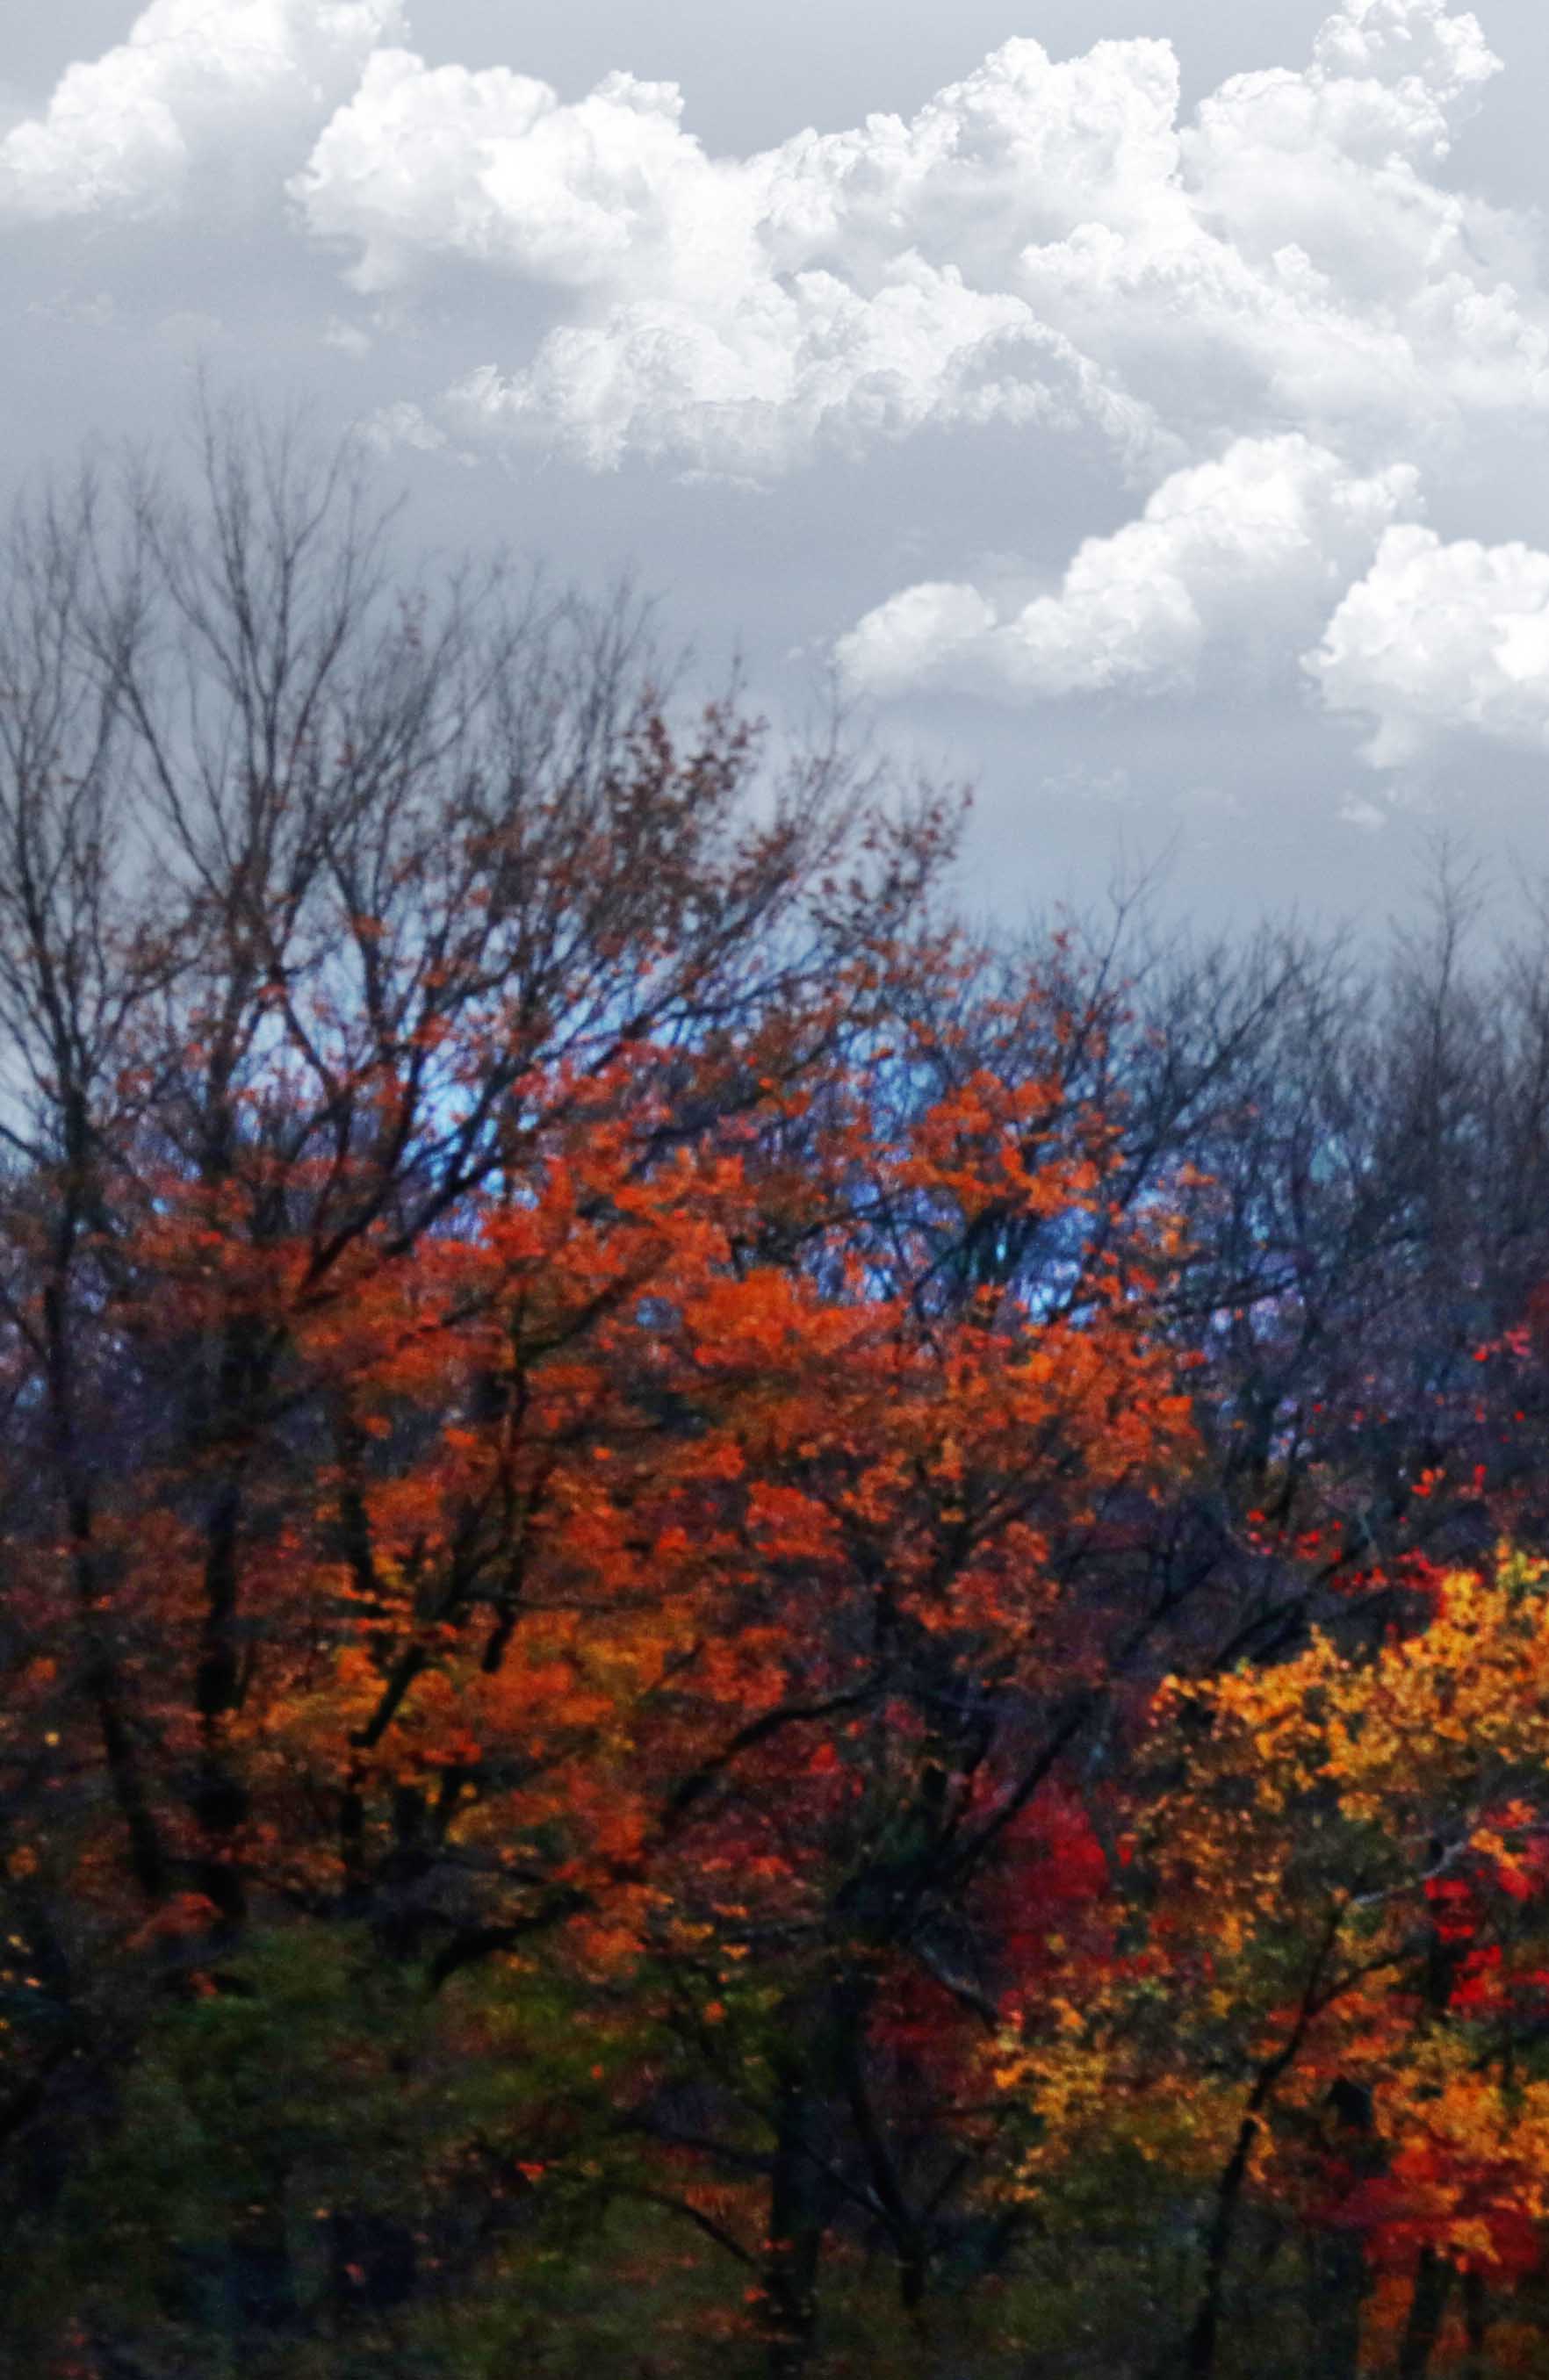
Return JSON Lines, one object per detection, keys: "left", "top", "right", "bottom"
{"left": 4, "top": 405, "right": 1549, "bottom": 2377}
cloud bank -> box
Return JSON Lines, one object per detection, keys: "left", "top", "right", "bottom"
{"left": 7, "top": 0, "right": 1549, "bottom": 773}
{"left": 836, "top": 437, "right": 1420, "bottom": 700}
{"left": 289, "top": 0, "right": 1540, "bottom": 487}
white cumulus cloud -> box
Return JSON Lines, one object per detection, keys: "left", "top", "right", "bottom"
{"left": 837, "top": 435, "right": 1418, "bottom": 701}
{"left": 15, "top": 0, "right": 1549, "bottom": 780}
{"left": 1308, "top": 523, "right": 1549, "bottom": 763}
{"left": 292, "top": 54, "right": 712, "bottom": 295}
{"left": 293, "top": 38, "right": 1176, "bottom": 476}
{"left": 287, "top": 0, "right": 1545, "bottom": 482}
{"left": 0, "top": 0, "right": 403, "bottom": 222}
{"left": 1310, "top": 0, "right": 1499, "bottom": 122}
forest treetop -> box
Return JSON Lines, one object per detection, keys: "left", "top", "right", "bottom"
{"left": 6, "top": 403, "right": 1549, "bottom": 2378}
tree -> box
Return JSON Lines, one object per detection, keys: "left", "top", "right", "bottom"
{"left": 0, "top": 398, "right": 963, "bottom": 2373}
{"left": 994, "top": 1544, "right": 1549, "bottom": 2377}
{"left": 15, "top": 401, "right": 1549, "bottom": 2379}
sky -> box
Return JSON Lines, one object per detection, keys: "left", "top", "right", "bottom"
{"left": 6, "top": 0, "right": 1549, "bottom": 934}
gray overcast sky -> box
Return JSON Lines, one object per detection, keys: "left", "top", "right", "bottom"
{"left": 6, "top": 0, "right": 1549, "bottom": 933}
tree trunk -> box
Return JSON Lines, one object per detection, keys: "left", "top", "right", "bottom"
{"left": 1307, "top": 2225, "right": 1366, "bottom": 2380}
{"left": 1183, "top": 2114, "right": 1257, "bottom": 2379}
{"left": 1397, "top": 2248, "right": 1453, "bottom": 2380}
{"left": 1460, "top": 2268, "right": 1488, "bottom": 2380}
{"left": 761, "top": 2074, "right": 825, "bottom": 2380}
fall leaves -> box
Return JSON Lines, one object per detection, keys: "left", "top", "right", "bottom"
{"left": 14, "top": 412, "right": 1549, "bottom": 2379}
{"left": 0, "top": 881, "right": 1207, "bottom": 2371}
{"left": 984, "top": 1550, "right": 1549, "bottom": 2372}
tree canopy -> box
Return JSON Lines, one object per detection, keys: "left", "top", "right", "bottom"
{"left": 6, "top": 406, "right": 1549, "bottom": 2379}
